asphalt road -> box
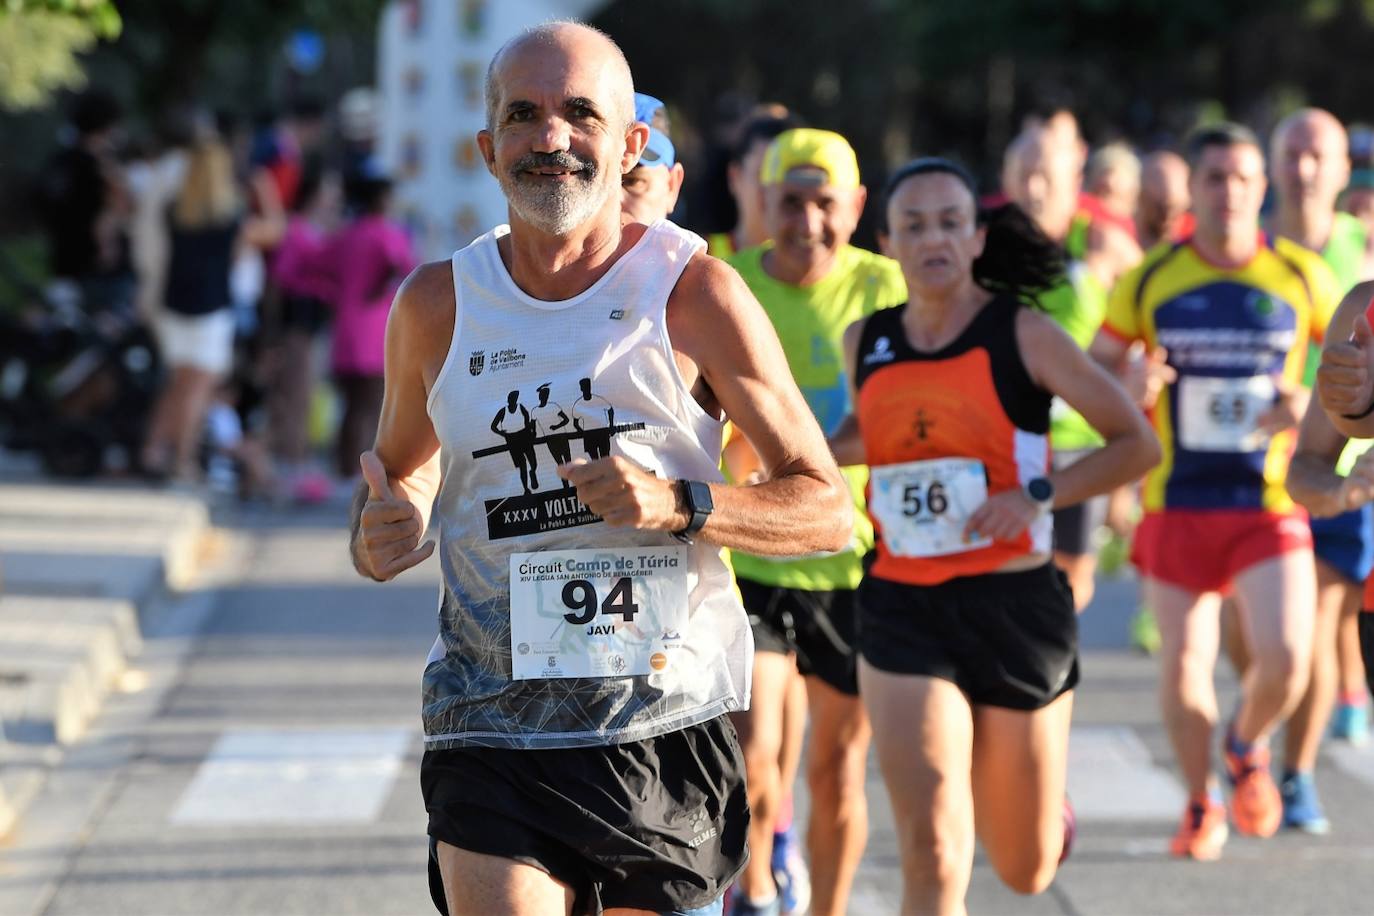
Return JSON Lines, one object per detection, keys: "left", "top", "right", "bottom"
{"left": 12, "top": 499, "right": 1374, "bottom": 915}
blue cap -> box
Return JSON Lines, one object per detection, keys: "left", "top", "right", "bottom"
{"left": 634, "top": 92, "right": 675, "bottom": 169}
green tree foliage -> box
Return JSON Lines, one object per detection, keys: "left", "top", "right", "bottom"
{"left": 0, "top": 0, "right": 121, "bottom": 110}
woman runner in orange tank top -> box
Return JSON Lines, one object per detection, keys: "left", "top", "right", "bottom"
{"left": 827, "top": 158, "right": 1159, "bottom": 914}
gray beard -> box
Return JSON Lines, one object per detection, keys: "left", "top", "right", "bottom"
{"left": 500, "top": 168, "right": 615, "bottom": 235}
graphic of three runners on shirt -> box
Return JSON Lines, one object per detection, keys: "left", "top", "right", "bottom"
{"left": 485, "top": 378, "right": 633, "bottom": 495}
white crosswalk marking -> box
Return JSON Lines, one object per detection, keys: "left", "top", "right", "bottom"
{"left": 1068, "top": 725, "right": 1187, "bottom": 821}
{"left": 170, "top": 727, "right": 411, "bottom": 825}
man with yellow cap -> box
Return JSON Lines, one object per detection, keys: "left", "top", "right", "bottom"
{"left": 725, "top": 128, "right": 906, "bottom": 916}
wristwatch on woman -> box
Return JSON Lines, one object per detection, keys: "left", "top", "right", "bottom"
{"left": 1025, "top": 477, "right": 1055, "bottom": 516}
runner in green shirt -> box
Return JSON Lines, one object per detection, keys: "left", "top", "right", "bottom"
{"left": 725, "top": 128, "right": 905, "bottom": 916}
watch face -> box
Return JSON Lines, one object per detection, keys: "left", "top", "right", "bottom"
{"left": 1028, "top": 478, "right": 1053, "bottom": 503}
{"left": 688, "top": 480, "right": 714, "bottom": 513}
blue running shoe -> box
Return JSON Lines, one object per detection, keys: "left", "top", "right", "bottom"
{"left": 771, "top": 824, "right": 811, "bottom": 915}
{"left": 1331, "top": 701, "right": 1370, "bottom": 746}
{"left": 1280, "top": 772, "right": 1331, "bottom": 835}
{"left": 727, "top": 892, "right": 781, "bottom": 916}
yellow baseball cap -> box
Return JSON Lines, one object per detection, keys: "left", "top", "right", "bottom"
{"left": 759, "top": 128, "right": 860, "bottom": 189}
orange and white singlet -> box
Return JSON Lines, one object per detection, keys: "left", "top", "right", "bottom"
{"left": 854, "top": 296, "right": 1053, "bottom": 586}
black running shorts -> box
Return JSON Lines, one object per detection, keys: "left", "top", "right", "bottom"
{"left": 1051, "top": 449, "right": 1107, "bottom": 558}
{"left": 421, "top": 715, "right": 748, "bottom": 915}
{"left": 736, "top": 579, "right": 859, "bottom": 695}
{"left": 856, "top": 563, "right": 1080, "bottom": 710}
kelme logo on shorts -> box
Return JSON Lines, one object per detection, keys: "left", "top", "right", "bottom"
{"left": 469, "top": 350, "right": 485, "bottom": 376}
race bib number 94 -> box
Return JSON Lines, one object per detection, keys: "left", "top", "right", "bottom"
{"left": 1178, "top": 375, "right": 1274, "bottom": 453}
{"left": 869, "top": 458, "right": 992, "bottom": 558}
{"left": 508, "top": 546, "right": 688, "bottom": 681}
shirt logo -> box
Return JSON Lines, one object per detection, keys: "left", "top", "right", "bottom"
{"left": 468, "top": 350, "right": 485, "bottom": 376}
{"left": 1246, "top": 291, "right": 1282, "bottom": 325}
{"left": 914, "top": 407, "right": 935, "bottom": 440}
{"left": 863, "top": 336, "right": 895, "bottom": 365}
{"left": 609, "top": 308, "right": 626, "bottom": 320}
{"left": 489, "top": 347, "right": 528, "bottom": 373}
{"left": 811, "top": 334, "right": 839, "bottom": 367}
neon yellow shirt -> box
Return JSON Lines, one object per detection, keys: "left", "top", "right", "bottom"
{"left": 706, "top": 232, "right": 736, "bottom": 260}
{"left": 726, "top": 243, "right": 906, "bottom": 590}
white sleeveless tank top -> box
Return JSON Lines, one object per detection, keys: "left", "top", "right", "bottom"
{"left": 422, "top": 219, "right": 752, "bottom": 749}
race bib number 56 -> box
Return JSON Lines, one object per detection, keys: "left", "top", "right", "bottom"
{"left": 869, "top": 458, "right": 992, "bottom": 558}
{"left": 508, "top": 546, "right": 688, "bottom": 681}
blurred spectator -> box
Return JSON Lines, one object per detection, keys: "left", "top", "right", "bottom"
{"left": 141, "top": 123, "right": 284, "bottom": 481}
{"left": 38, "top": 89, "right": 134, "bottom": 313}
{"left": 250, "top": 97, "right": 327, "bottom": 213}
{"left": 267, "top": 166, "right": 344, "bottom": 501}
{"left": 323, "top": 161, "right": 417, "bottom": 481}
{"left": 1137, "top": 151, "right": 1193, "bottom": 249}
{"left": 338, "top": 87, "right": 380, "bottom": 185}
{"left": 125, "top": 113, "right": 192, "bottom": 324}
{"left": 205, "top": 376, "right": 276, "bottom": 500}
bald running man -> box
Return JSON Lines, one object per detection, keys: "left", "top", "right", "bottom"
{"left": 1248, "top": 107, "right": 1372, "bottom": 832}
{"left": 349, "top": 22, "right": 850, "bottom": 916}
{"left": 1003, "top": 124, "right": 1136, "bottom": 610}
{"left": 1137, "top": 151, "right": 1192, "bottom": 250}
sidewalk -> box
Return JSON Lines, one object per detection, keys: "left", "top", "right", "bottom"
{"left": 0, "top": 458, "right": 213, "bottom": 840}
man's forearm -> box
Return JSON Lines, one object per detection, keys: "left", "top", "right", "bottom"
{"left": 1286, "top": 455, "right": 1348, "bottom": 518}
{"left": 698, "top": 469, "right": 852, "bottom": 557}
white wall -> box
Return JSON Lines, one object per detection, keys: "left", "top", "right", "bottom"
{"left": 376, "top": 0, "right": 610, "bottom": 260}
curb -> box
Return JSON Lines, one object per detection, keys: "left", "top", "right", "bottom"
{"left": 0, "top": 481, "right": 211, "bottom": 841}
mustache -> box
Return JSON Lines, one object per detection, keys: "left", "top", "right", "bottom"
{"left": 511, "top": 151, "right": 596, "bottom": 177}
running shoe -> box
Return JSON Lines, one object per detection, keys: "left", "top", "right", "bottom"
{"left": 1059, "top": 796, "right": 1077, "bottom": 864}
{"left": 1280, "top": 772, "right": 1331, "bottom": 835}
{"left": 727, "top": 892, "right": 782, "bottom": 916}
{"left": 771, "top": 824, "right": 811, "bottom": 915}
{"left": 1097, "top": 529, "right": 1130, "bottom": 577}
{"left": 1169, "top": 799, "right": 1229, "bottom": 860}
{"left": 1330, "top": 700, "right": 1370, "bottom": 745}
{"left": 1223, "top": 737, "right": 1282, "bottom": 838}
{"left": 1130, "top": 606, "right": 1161, "bottom": 655}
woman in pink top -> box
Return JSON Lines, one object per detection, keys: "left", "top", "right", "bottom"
{"left": 323, "top": 166, "right": 416, "bottom": 479}
{"left": 267, "top": 168, "right": 341, "bottom": 499}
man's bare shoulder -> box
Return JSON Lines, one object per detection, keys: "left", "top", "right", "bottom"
{"left": 387, "top": 261, "right": 456, "bottom": 383}
{"left": 667, "top": 252, "right": 756, "bottom": 325}
{"left": 394, "top": 259, "right": 456, "bottom": 331}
